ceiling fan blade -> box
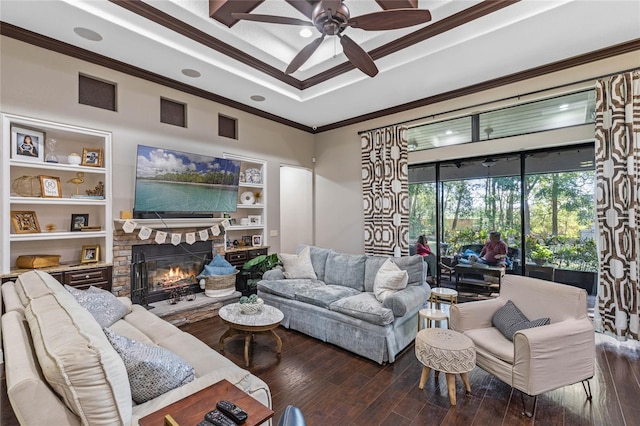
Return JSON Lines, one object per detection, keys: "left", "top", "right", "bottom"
{"left": 339, "top": 34, "right": 378, "bottom": 77}
{"left": 231, "top": 13, "right": 313, "bottom": 26}
{"left": 348, "top": 9, "right": 432, "bottom": 31}
{"left": 285, "top": 35, "right": 325, "bottom": 75}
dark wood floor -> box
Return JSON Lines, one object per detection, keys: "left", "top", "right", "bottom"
{"left": 4, "top": 313, "right": 638, "bottom": 426}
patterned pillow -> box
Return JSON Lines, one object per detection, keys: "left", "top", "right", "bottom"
{"left": 279, "top": 245, "right": 318, "bottom": 279}
{"left": 373, "top": 258, "right": 408, "bottom": 302}
{"left": 492, "top": 300, "right": 550, "bottom": 341}
{"left": 103, "top": 328, "right": 195, "bottom": 404}
{"left": 65, "top": 285, "right": 128, "bottom": 328}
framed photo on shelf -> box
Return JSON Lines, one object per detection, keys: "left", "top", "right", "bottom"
{"left": 10, "top": 210, "right": 40, "bottom": 234}
{"left": 248, "top": 215, "right": 261, "bottom": 225}
{"left": 11, "top": 125, "right": 45, "bottom": 162}
{"left": 81, "top": 245, "right": 100, "bottom": 263}
{"left": 81, "top": 147, "right": 103, "bottom": 167}
{"left": 70, "top": 214, "right": 89, "bottom": 232}
{"left": 39, "top": 175, "right": 62, "bottom": 198}
{"left": 252, "top": 234, "right": 262, "bottom": 247}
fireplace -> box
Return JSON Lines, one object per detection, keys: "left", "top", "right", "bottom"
{"left": 130, "top": 242, "right": 212, "bottom": 304}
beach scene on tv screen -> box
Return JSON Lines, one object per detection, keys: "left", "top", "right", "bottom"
{"left": 134, "top": 145, "right": 240, "bottom": 213}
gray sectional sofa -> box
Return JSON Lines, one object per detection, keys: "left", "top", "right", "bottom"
{"left": 257, "top": 246, "right": 431, "bottom": 364}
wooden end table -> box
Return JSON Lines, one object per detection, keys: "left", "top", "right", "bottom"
{"left": 219, "top": 303, "right": 284, "bottom": 367}
{"left": 138, "top": 379, "right": 273, "bottom": 426}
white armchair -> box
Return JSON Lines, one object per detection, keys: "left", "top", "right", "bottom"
{"left": 450, "top": 275, "right": 595, "bottom": 416}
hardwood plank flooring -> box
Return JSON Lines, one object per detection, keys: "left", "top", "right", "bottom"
{"left": 2, "top": 315, "right": 638, "bottom": 425}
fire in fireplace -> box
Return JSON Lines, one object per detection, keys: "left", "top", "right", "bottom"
{"left": 131, "top": 241, "right": 212, "bottom": 304}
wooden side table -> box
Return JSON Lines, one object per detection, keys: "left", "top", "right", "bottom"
{"left": 138, "top": 379, "right": 273, "bottom": 426}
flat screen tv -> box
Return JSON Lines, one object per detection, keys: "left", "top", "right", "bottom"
{"left": 133, "top": 145, "right": 240, "bottom": 219}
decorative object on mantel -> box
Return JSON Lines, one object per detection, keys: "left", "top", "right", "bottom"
{"left": 67, "top": 172, "right": 85, "bottom": 195}
{"left": 86, "top": 181, "right": 104, "bottom": 197}
{"left": 11, "top": 175, "right": 41, "bottom": 197}
{"left": 67, "top": 152, "right": 82, "bottom": 165}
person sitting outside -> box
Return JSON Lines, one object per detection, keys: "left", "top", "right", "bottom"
{"left": 416, "top": 235, "right": 437, "bottom": 284}
{"left": 478, "top": 231, "right": 508, "bottom": 267}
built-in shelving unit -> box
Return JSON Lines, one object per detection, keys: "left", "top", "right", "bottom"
{"left": 223, "top": 153, "right": 266, "bottom": 250}
{"left": 1, "top": 113, "right": 112, "bottom": 275}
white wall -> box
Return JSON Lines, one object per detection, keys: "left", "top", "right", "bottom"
{"left": 0, "top": 37, "right": 316, "bottom": 254}
{"left": 279, "top": 166, "right": 313, "bottom": 253}
{"left": 313, "top": 51, "right": 640, "bottom": 254}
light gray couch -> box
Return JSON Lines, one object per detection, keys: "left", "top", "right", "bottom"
{"left": 257, "top": 246, "right": 431, "bottom": 364}
{"left": 1, "top": 270, "right": 271, "bottom": 425}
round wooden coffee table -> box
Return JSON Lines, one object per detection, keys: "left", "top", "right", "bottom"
{"left": 218, "top": 303, "right": 284, "bottom": 367}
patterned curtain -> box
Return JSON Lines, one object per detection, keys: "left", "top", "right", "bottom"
{"left": 361, "top": 125, "right": 409, "bottom": 257}
{"left": 594, "top": 71, "right": 640, "bottom": 341}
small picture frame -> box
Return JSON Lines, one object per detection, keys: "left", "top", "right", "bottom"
{"left": 248, "top": 215, "right": 261, "bottom": 225}
{"left": 81, "top": 245, "right": 100, "bottom": 263}
{"left": 11, "top": 210, "right": 41, "bottom": 234}
{"left": 39, "top": 175, "right": 62, "bottom": 198}
{"left": 11, "top": 125, "right": 45, "bottom": 162}
{"left": 70, "top": 214, "right": 89, "bottom": 232}
{"left": 252, "top": 234, "right": 262, "bottom": 247}
{"left": 81, "top": 147, "right": 103, "bottom": 167}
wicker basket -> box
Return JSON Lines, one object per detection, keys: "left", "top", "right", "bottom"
{"left": 203, "top": 271, "right": 238, "bottom": 298}
{"left": 238, "top": 299, "right": 264, "bottom": 315}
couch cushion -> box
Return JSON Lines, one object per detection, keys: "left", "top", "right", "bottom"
{"left": 279, "top": 245, "right": 318, "bottom": 279}
{"left": 329, "top": 293, "right": 394, "bottom": 326}
{"left": 464, "top": 327, "right": 515, "bottom": 363}
{"left": 103, "top": 328, "right": 195, "bottom": 404}
{"left": 294, "top": 285, "right": 361, "bottom": 309}
{"left": 323, "top": 252, "right": 367, "bottom": 290}
{"left": 364, "top": 255, "right": 424, "bottom": 292}
{"left": 492, "top": 300, "right": 550, "bottom": 341}
{"left": 373, "top": 258, "right": 408, "bottom": 302}
{"left": 258, "top": 279, "right": 325, "bottom": 300}
{"left": 65, "top": 285, "right": 129, "bottom": 328}
{"left": 297, "top": 245, "right": 333, "bottom": 281}
{"left": 14, "top": 270, "right": 62, "bottom": 306}
{"left": 25, "top": 293, "right": 132, "bottom": 425}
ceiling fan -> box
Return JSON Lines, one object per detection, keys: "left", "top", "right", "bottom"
{"left": 232, "top": 0, "right": 432, "bottom": 77}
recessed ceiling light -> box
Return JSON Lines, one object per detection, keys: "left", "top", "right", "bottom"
{"left": 181, "top": 69, "right": 201, "bottom": 78}
{"left": 559, "top": 104, "right": 569, "bottom": 110}
{"left": 446, "top": 130, "right": 453, "bottom": 135}
{"left": 73, "top": 27, "right": 102, "bottom": 42}
{"left": 250, "top": 95, "right": 266, "bottom": 102}
{"left": 299, "top": 28, "right": 313, "bottom": 38}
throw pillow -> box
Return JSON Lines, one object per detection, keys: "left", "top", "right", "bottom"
{"left": 197, "top": 254, "right": 237, "bottom": 278}
{"left": 65, "top": 285, "right": 128, "bottom": 328}
{"left": 373, "top": 258, "right": 408, "bottom": 302}
{"left": 492, "top": 300, "right": 550, "bottom": 341}
{"left": 103, "top": 328, "right": 195, "bottom": 404}
{"left": 279, "top": 245, "right": 318, "bottom": 279}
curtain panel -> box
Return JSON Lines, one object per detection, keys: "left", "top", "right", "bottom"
{"left": 595, "top": 70, "right": 640, "bottom": 341}
{"left": 361, "top": 126, "right": 409, "bottom": 257}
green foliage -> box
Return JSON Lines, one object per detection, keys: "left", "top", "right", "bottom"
{"left": 242, "top": 253, "right": 281, "bottom": 288}
{"left": 530, "top": 244, "right": 553, "bottom": 262}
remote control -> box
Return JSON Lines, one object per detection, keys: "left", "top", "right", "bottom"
{"left": 216, "top": 400, "right": 248, "bottom": 424}
{"left": 196, "top": 421, "right": 214, "bottom": 426}
{"left": 204, "top": 409, "right": 237, "bottom": 426}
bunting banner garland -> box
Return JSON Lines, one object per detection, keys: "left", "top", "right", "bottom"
{"left": 119, "top": 219, "right": 231, "bottom": 245}
{"left": 155, "top": 231, "right": 167, "bottom": 244}
{"left": 185, "top": 232, "right": 196, "bottom": 245}
{"left": 138, "top": 226, "right": 152, "bottom": 240}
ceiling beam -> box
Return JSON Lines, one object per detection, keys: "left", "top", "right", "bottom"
{"left": 209, "top": 0, "right": 264, "bottom": 28}
{"left": 375, "top": 1, "right": 418, "bottom": 10}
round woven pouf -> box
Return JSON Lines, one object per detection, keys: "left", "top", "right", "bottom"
{"left": 415, "top": 328, "right": 475, "bottom": 405}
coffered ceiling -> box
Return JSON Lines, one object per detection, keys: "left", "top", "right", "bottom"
{"left": 1, "top": 1, "right": 639, "bottom": 132}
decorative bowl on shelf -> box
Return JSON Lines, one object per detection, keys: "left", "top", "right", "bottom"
{"left": 240, "top": 191, "right": 255, "bottom": 205}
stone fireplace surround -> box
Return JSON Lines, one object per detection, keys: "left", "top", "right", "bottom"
{"left": 112, "top": 224, "right": 238, "bottom": 324}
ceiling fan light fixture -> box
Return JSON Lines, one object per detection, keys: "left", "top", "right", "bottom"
{"left": 299, "top": 28, "right": 313, "bottom": 38}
